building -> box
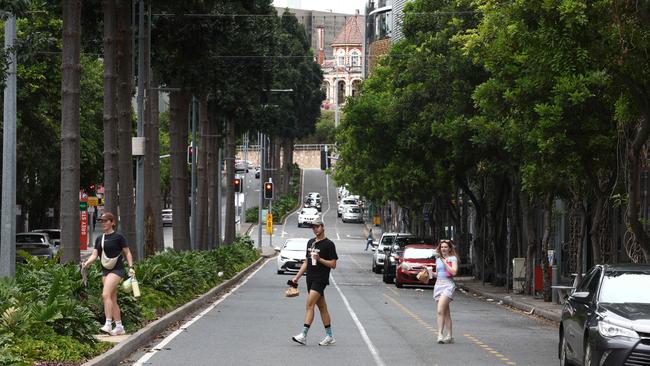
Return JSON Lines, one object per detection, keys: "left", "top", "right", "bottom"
{"left": 365, "top": 0, "right": 392, "bottom": 75}
{"left": 319, "top": 12, "right": 364, "bottom": 108}
{"left": 275, "top": 7, "right": 358, "bottom": 62}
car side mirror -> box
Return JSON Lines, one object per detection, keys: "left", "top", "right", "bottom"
{"left": 274, "top": 246, "right": 281, "bottom": 253}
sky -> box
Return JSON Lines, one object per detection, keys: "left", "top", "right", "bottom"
{"left": 273, "top": 0, "right": 367, "bottom": 15}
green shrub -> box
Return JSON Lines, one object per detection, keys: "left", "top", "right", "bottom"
{"left": 1, "top": 243, "right": 259, "bottom": 365}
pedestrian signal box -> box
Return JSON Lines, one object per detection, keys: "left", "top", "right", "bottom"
{"left": 187, "top": 145, "right": 193, "bottom": 165}
{"left": 233, "top": 178, "right": 242, "bottom": 193}
{"left": 264, "top": 182, "right": 273, "bottom": 199}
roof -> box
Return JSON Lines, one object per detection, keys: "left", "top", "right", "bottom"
{"left": 331, "top": 15, "right": 363, "bottom": 47}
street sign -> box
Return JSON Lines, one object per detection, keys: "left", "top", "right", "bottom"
{"left": 88, "top": 196, "right": 99, "bottom": 206}
{"left": 80, "top": 210, "right": 88, "bottom": 250}
{"left": 79, "top": 201, "right": 88, "bottom": 211}
{"left": 266, "top": 213, "right": 273, "bottom": 235}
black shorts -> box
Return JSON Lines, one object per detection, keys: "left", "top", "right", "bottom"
{"left": 306, "top": 278, "right": 327, "bottom": 296}
{"left": 102, "top": 267, "right": 126, "bottom": 278}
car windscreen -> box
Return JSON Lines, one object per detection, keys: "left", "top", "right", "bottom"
{"left": 599, "top": 272, "right": 650, "bottom": 303}
{"left": 343, "top": 199, "right": 356, "bottom": 205}
{"left": 394, "top": 237, "right": 423, "bottom": 247}
{"left": 381, "top": 236, "right": 396, "bottom": 246}
{"left": 403, "top": 248, "right": 435, "bottom": 259}
{"left": 17, "top": 235, "right": 46, "bottom": 245}
{"left": 301, "top": 208, "right": 318, "bottom": 215}
{"left": 348, "top": 207, "right": 361, "bottom": 213}
{"left": 284, "top": 240, "right": 308, "bottom": 251}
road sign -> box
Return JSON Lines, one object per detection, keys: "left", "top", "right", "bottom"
{"left": 88, "top": 196, "right": 99, "bottom": 206}
{"left": 266, "top": 213, "right": 273, "bottom": 235}
{"left": 79, "top": 201, "right": 88, "bottom": 211}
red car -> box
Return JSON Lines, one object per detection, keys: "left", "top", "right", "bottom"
{"left": 395, "top": 244, "right": 437, "bottom": 288}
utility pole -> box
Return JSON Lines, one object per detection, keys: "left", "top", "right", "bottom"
{"left": 1, "top": 15, "right": 17, "bottom": 278}
{"left": 257, "top": 132, "right": 264, "bottom": 249}
{"left": 190, "top": 96, "right": 198, "bottom": 250}
{"left": 135, "top": 0, "right": 145, "bottom": 260}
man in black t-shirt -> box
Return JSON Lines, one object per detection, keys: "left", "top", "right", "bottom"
{"left": 290, "top": 217, "right": 338, "bottom": 346}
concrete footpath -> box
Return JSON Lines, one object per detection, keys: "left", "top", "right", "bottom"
{"left": 364, "top": 223, "right": 562, "bottom": 324}
{"left": 83, "top": 223, "right": 277, "bottom": 366}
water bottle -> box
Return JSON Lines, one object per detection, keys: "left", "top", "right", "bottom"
{"left": 131, "top": 276, "right": 141, "bottom": 298}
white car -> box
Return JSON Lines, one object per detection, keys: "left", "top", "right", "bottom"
{"left": 337, "top": 197, "right": 358, "bottom": 217}
{"left": 276, "top": 238, "right": 309, "bottom": 274}
{"left": 298, "top": 207, "right": 321, "bottom": 227}
{"left": 341, "top": 205, "right": 363, "bottom": 223}
{"left": 372, "top": 232, "right": 399, "bottom": 273}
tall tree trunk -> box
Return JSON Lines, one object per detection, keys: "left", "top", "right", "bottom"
{"left": 627, "top": 118, "right": 650, "bottom": 262}
{"left": 284, "top": 138, "right": 294, "bottom": 195}
{"left": 60, "top": 0, "right": 81, "bottom": 264}
{"left": 116, "top": 1, "right": 135, "bottom": 250}
{"left": 273, "top": 138, "right": 282, "bottom": 194}
{"left": 589, "top": 194, "right": 605, "bottom": 264}
{"left": 522, "top": 194, "right": 537, "bottom": 295}
{"left": 102, "top": 0, "right": 118, "bottom": 215}
{"left": 169, "top": 91, "right": 190, "bottom": 250}
{"left": 196, "top": 96, "right": 209, "bottom": 250}
{"left": 224, "top": 118, "right": 236, "bottom": 245}
{"left": 150, "top": 73, "right": 163, "bottom": 252}
{"left": 142, "top": 12, "right": 156, "bottom": 257}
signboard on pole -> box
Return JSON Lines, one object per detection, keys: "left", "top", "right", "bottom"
{"left": 80, "top": 201, "right": 88, "bottom": 250}
{"left": 87, "top": 196, "right": 99, "bottom": 206}
{"left": 266, "top": 213, "right": 273, "bottom": 235}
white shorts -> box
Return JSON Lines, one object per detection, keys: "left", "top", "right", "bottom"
{"left": 434, "top": 280, "right": 456, "bottom": 301}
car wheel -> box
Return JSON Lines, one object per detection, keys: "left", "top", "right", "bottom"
{"left": 372, "top": 262, "right": 376, "bottom": 272}
{"left": 559, "top": 331, "right": 570, "bottom": 366}
{"left": 277, "top": 269, "right": 284, "bottom": 274}
{"left": 583, "top": 339, "right": 593, "bottom": 366}
{"left": 395, "top": 280, "right": 403, "bottom": 288}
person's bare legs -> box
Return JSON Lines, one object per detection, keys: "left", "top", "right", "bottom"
{"left": 436, "top": 297, "right": 446, "bottom": 339}
{"left": 102, "top": 274, "right": 121, "bottom": 320}
{"left": 303, "top": 290, "right": 322, "bottom": 325}
{"left": 443, "top": 298, "right": 453, "bottom": 339}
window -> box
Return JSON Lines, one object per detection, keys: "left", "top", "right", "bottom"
{"left": 351, "top": 51, "right": 360, "bottom": 66}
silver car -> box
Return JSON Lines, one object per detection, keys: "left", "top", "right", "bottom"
{"left": 372, "top": 232, "right": 398, "bottom": 273}
{"left": 276, "top": 238, "right": 309, "bottom": 274}
{"left": 341, "top": 205, "right": 363, "bottom": 223}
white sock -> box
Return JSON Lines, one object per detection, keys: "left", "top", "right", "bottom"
{"left": 115, "top": 321, "right": 123, "bottom": 328}
{"left": 105, "top": 318, "right": 112, "bottom": 326}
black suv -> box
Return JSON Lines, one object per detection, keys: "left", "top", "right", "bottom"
{"left": 382, "top": 235, "right": 428, "bottom": 283}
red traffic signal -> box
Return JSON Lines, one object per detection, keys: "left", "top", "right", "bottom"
{"left": 233, "top": 178, "right": 242, "bottom": 193}
{"left": 264, "top": 182, "right": 273, "bottom": 199}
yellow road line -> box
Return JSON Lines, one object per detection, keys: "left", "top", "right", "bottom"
{"left": 382, "top": 292, "right": 517, "bottom": 365}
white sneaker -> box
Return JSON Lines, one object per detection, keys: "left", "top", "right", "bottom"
{"left": 437, "top": 334, "right": 445, "bottom": 344}
{"left": 100, "top": 324, "right": 112, "bottom": 333}
{"left": 110, "top": 325, "right": 125, "bottom": 336}
{"left": 319, "top": 335, "right": 336, "bottom": 346}
{"left": 444, "top": 335, "right": 454, "bottom": 344}
{"left": 292, "top": 333, "right": 306, "bottom": 345}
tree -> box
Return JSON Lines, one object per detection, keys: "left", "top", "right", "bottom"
{"left": 60, "top": 0, "right": 81, "bottom": 263}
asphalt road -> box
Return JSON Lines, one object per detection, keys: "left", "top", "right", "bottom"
{"left": 123, "top": 169, "right": 559, "bottom": 366}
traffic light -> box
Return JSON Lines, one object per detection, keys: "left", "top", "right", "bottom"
{"left": 264, "top": 182, "right": 273, "bottom": 199}
{"left": 233, "top": 178, "right": 242, "bottom": 193}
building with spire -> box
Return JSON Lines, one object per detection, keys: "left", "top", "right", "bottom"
{"left": 319, "top": 11, "right": 365, "bottom": 108}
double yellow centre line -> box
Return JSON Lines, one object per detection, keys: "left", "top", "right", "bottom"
{"left": 383, "top": 287, "right": 517, "bottom": 365}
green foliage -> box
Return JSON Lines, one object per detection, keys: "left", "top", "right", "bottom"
{"left": 1, "top": 244, "right": 259, "bottom": 364}
{"left": 246, "top": 164, "right": 301, "bottom": 223}
{"left": 296, "top": 110, "right": 337, "bottom": 144}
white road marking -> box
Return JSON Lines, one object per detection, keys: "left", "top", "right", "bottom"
{"left": 132, "top": 259, "right": 271, "bottom": 366}
{"left": 331, "top": 275, "right": 386, "bottom": 366}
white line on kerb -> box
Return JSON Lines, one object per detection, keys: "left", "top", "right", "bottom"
{"left": 331, "top": 275, "right": 386, "bottom": 366}
{"left": 133, "top": 259, "right": 271, "bottom": 366}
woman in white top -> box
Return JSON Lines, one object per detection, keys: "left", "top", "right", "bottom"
{"left": 432, "top": 239, "right": 459, "bottom": 344}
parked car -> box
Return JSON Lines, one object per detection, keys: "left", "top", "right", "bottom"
{"left": 559, "top": 264, "right": 650, "bottom": 366}
{"left": 372, "top": 232, "right": 399, "bottom": 273}
{"left": 162, "top": 209, "right": 173, "bottom": 226}
{"left": 337, "top": 197, "right": 358, "bottom": 217}
{"left": 276, "top": 238, "right": 309, "bottom": 274}
{"left": 254, "top": 167, "right": 260, "bottom": 179}
{"left": 341, "top": 205, "right": 363, "bottom": 223}
{"left": 31, "top": 229, "right": 61, "bottom": 249}
{"left": 15, "top": 232, "right": 57, "bottom": 262}
{"left": 297, "top": 207, "right": 321, "bottom": 227}
{"left": 382, "top": 235, "right": 427, "bottom": 283}
{"left": 395, "top": 244, "right": 437, "bottom": 288}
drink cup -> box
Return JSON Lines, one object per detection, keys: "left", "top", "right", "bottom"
{"left": 311, "top": 248, "right": 320, "bottom": 265}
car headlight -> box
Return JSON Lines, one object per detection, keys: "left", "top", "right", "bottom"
{"left": 389, "top": 256, "right": 396, "bottom": 263}
{"left": 598, "top": 321, "right": 639, "bottom": 339}
{"left": 400, "top": 262, "right": 411, "bottom": 271}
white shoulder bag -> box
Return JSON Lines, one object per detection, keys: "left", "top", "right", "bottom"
{"left": 100, "top": 234, "right": 120, "bottom": 270}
